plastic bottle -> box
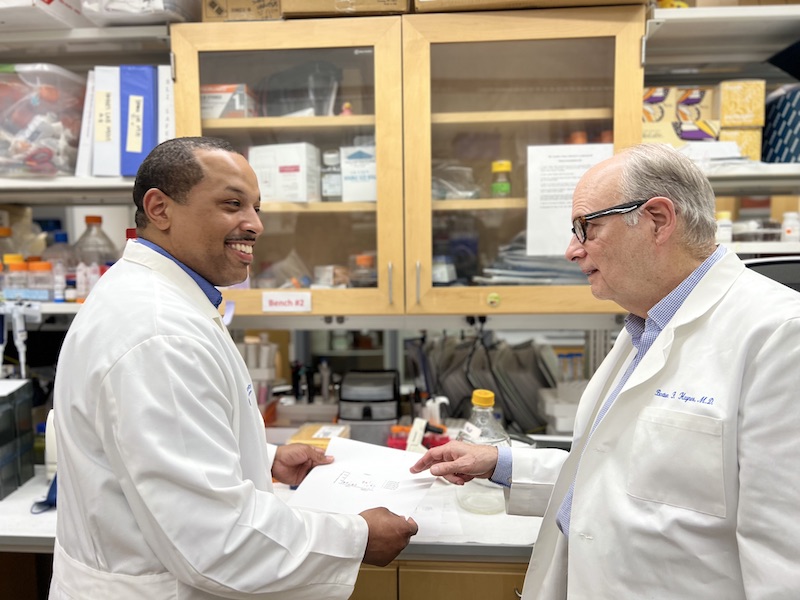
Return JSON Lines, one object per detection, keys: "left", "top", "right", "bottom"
{"left": 74, "top": 215, "right": 120, "bottom": 270}
{"left": 491, "top": 160, "right": 512, "bottom": 198}
{"left": 781, "top": 211, "right": 800, "bottom": 243}
{"left": 455, "top": 389, "right": 511, "bottom": 515}
{"left": 4, "top": 261, "right": 29, "bottom": 301}
{"left": 321, "top": 149, "right": 342, "bottom": 202}
{"left": 715, "top": 211, "right": 733, "bottom": 244}
{"left": 27, "top": 261, "right": 54, "bottom": 302}
{"left": 0, "top": 228, "right": 18, "bottom": 300}
{"left": 74, "top": 215, "right": 119, "bottom": 300}
{"left": 42, "top": 231, "right": 78, "bottom": 301}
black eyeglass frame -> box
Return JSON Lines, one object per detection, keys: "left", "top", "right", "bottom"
{"left": 571, "top": 199, "right": 650, "bottom": 243}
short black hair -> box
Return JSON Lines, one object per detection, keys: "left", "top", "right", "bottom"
{"left": 132, "top": 137, "right": 240, "bottom": 228}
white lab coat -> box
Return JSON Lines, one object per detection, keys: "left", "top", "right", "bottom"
{"left": 507, "top": 250, "right": 800, "bottom": 599}
{"left": 50, "top": 241, "right": 368, "bottom": 600}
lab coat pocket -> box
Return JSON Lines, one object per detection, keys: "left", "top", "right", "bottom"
{"left": 627, "top": 407, "right": 726, "bottom": 517}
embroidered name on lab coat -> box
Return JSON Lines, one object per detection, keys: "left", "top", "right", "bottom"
{"left": 655, "top": 388, "right": 715, "bottom": 405}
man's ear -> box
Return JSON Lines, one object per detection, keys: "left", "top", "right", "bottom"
{"left": 142, "top": 188, "right": 172, "bottom": 232}
{"left": 645, "top": 196, "right": 678, "bottom": 244}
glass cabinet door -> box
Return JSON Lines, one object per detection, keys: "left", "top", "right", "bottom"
{"left": 170, "top": 18, "right": 404, "bottom": 316}
{"left": 403, "top": 6, "right": 644, "bottom": 316}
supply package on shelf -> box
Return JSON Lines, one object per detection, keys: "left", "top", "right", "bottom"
{"left": 80, "top": 0, "right": 200, "bottom": 26}
{"left": 0, "top": 63, "right": 86, "bottom": 177}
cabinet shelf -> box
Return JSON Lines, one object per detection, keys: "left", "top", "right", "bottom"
{"left": 261, "top": 202, "right": 376, "bottom": 213}
{"left": 433, "top": 198, "right": 526, "bottom": 211}
{"left": 431, "top": 108, "right": 613, "bottom": 125}
{"left": 203, "top": 115, "right": 375, "bottom": 136}
{"left": 703, "top": 163, "right": 800, "bottom": 196}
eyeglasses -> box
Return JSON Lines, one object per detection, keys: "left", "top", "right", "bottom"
{"left": 571, "top": 199, "right": 650, "bottom": 244}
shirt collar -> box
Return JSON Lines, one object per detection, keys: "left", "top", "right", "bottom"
{"left": 625, "top": 244, "right": 726, "bottom": 345}
{"left": 135, "top": 239, "right": 223, "bottom": 308}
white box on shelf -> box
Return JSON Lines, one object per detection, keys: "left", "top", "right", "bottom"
{"left": 340, "top": 146, "right": 376, "bottom": 202}
{"left": 0, "top": 0, "right": 92, "bottom": 31}
{"left": 248, "top": 143, "right": 321, "bottom": 203}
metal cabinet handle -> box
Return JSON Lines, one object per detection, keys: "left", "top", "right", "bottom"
{"left": 415, "top": 261, "right": 421, "bottom": 304}
{"left": 514, "top": 588, "right": 522, "bottom": 598}
{"left": 387, "top": 261, "right": 393, "bottom": 305}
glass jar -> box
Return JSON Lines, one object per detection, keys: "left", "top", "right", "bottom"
{"left": 490, "top": 160, "right": 512, "bottom": 198}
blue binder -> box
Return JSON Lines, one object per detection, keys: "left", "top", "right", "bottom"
{"left": 120, "top": 65, "right": 158, "bottom": 177}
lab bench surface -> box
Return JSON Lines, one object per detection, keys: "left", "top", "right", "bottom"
{"left": 1, "top": 468, "right": 539, "bottom": 560}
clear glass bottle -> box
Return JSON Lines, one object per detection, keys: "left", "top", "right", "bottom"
{"left": 0, "top": 227, "right": 18, "bottom": 301}
{"left": 321, "top": 149, "right": 342, "bottom": 202}
{"left": 455, "top": 389, "right": 510, "bottom": 515}
{"left": 490, "top": 160, "right": 512, "bottom": 198}
{"left": 41, "top": 230, "right": 78, "bottom": 286}
{"left": 781, "top": 211, "right": 800, "bottom": 243}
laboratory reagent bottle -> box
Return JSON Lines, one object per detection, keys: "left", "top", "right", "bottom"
{"left": 74, "top": 215, "right": 120, "bottom": 300}
{"left": 490, "top": 160, "right": 512, "bottom": 198}
{"left": 781, "top": 211, "right": 800, "bottom": 243}
{"left": 715, "top": 211, "right": 733, "bottom": 244}
{"left": 42, "top": 231, "right": 78, "bottom": 301}
{"left": 0, "top": 228, "right": 19, "bottom": 301}
{"left": 455, "top": 389, "right": 510, "bottom": 515}
{"left": 321, "top": 149, "right": 342, "bottom": 202}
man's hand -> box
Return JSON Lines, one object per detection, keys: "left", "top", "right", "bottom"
{"left": 272, "top": 443, "right": 333, "bottom": 486}
{"left": 359, "top": 508, "right": 418, "bottom": 567}
{"left": 409, "top": 440, "right": 498, "bottom": 485}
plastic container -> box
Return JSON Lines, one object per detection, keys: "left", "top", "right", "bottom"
{"left": 0, "top": 63, "right": 86, "bottom": 176}
{"left": 781, "top": 211, "right": 800, "bottom": 242}
{"left": 0, "top": 227, "right": 18, "bottom": 300}
{"left": 321, "top": 149, "right": 342, "bottom": 202}
{"left": 74, "top": 215, "right": 119, "bottom": 268}
{"left": 3, "top": 261, "right": 29, "bottom": 302}
{"left": 715, "top": 211, "right": 733, "bottom": 244}
{"left": 491, "top": 160, "right": 512, "bottom": 198}
{"left": 27, "top": 261, "right": 53, "bottom": 302}
{"left": 455, "top": 389, "right": 510, "bottom": 515}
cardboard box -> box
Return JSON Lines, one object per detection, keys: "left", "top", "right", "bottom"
{"left": 719, "top": 128, "right": 762, "bottom": 162}
{"left": 719, "top": 79, "right": 766, "bottom": 128}
{"left": 643, "top": 86, "right": 720, "bottom": 148}
{"left": 0, "top": 0, "right": 91, "bottom": 31}
{"left": 200, "top": 84, "right": 259, "bottom": 118}
{"left": 248, "top": 142, "right": 321, "bottom": 202}
{"left": 202, "top": 0, "right": 281, "bottom": 21}
{"left": 413, "top": 0, "right": 644, "bottom": 12}
{"left": 281, "top": 0, "right": 409, "bottom": 17}
{"left": 340, "top": 146, "right": 376, "bottom": 202}
{"left": 81, "top": 0, "right": 200, "bottom": 26}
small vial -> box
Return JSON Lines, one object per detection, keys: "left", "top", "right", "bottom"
{"left": 491, "top": 160, "right": 512, "bottom": 198}
{"left": 321, "top": 149, "right": 342, "bottom": 202}
{"left": 715, "top": 211, "right": 733, "bottom": 244}
{"left": 781, "top": 211, "right": 800, "bottom": 242}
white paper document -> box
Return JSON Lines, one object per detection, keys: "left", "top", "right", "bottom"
{"left": 287, "top": 437, "right": 436, "bottom": 517}
{"left": 526, "top": 144, "right": 614, "bottom": 256}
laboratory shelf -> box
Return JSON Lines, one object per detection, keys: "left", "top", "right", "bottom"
{"left": 0, "top": 177, "right": 135, "bottom": 205}
{"left": 644, "top": 6, "right": 800, "bottom": 84}
{"left": 703, "top": 163, "right": 800, "bottom": 196}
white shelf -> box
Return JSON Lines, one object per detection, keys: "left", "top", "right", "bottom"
{"left": 0, "top": 177, "right": 134, "bottom": 205}
{"left": 645, "top": 6, "right": 800, "bottom": 83}
{"left": 703, "top": 163, "right": 800, "bottom": 196}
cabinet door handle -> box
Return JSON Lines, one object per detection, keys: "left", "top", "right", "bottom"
{"left": 415, "top": 261, "right": 421, "bottom": 305}
{"left": 387, "top": 261, "right": 393, "bottom": 305}
{"left": 514, "top": 588, "right": 522, "bottom": 598}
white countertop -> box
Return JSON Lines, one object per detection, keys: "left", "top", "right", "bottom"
{"left": 1, "top": 466, "right": 539, "bottom": 561}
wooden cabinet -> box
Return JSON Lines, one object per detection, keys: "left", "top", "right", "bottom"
{"left": 402, "top": 6, "right": 644, "bottom": 316}
{"left": 170, "top": 18, "right": 405, "bottom": 316}
{"left": 170, "top": 7, "right": 644, "bottom": 319}
{"left": 350, "top": 560, "right": 528, "bottom": 600}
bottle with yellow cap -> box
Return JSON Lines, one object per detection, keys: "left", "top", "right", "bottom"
{"left": 490, "top": 160, "right": 512, "bottom": 198}
{"left": 455, "top": 389, "right": 510, "bottom": 514}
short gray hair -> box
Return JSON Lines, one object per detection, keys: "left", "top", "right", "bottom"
{"left": 617, "top": 144, "right": 717, "bottom": 251}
